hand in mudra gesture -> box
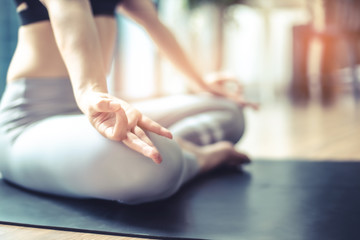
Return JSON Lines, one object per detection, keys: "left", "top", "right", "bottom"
{"left": 191, "top": 72, "right": 259, "bottom": 110}
{"left": 79, "top": 92, "right": 172, "bottom": 164}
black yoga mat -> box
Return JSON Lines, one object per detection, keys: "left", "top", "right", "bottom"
{"left": 1, "top": 160, "right": 360, "bottom": 240}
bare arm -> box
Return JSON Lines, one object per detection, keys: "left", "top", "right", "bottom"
{"left": 118, "top": 0, "right": 208, "bottom": 90}
{"left": 40, "top": 0, "right": 108, "bottom": 108}
{"left": 119, "top": 0, "right": 258, "bottom": 109}
{"left": 40, "top": 0, "right": 172, "bottom": 163}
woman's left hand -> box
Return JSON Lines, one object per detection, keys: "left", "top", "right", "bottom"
{"left": 201, "top": 72, "right": 259, "bottom": 110}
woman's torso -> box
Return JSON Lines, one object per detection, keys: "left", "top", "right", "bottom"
{"left": 7, "top": 1, "right": 119, "bottom": 83}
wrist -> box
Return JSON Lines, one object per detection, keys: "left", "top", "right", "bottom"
{"left": 186, "top": 75, "right": 210, "bottom": 94}
{"left": 75, "top": 78, "right": 108, "bottom": 93}
{"left": 195, "top": 75, "right": 212, "bottom": 91}
{"left": 73, "top": 83, "right": 108, "bottom": 115}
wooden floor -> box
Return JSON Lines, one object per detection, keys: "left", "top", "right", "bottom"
{"left": 1, "top": 95, "right": 360, "bottom": 240}
{"left": 239, "top": 95, "right": 360, "bottom": 160}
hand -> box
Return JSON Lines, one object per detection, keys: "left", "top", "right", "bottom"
{"left": 78, "top": 92, "right": 173, "bottom": 164}
{"left": 201, "top": 72, "right": 259, "bottom": 110}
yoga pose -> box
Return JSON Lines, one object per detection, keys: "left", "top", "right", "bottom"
{"left": 0, "top": 0, "right": 253, "bottom": 204}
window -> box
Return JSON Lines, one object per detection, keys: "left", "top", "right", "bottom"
{"left": 110, "top": 0, "right": 189, "bottom": 101}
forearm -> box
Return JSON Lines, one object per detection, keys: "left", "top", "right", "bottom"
{"left": 119, "top": 0, "right": 208, "bottom": 89}
{"left": 41, "top": 0, "right": 108, "bottom": 104}
{"left": 144, "top": 21, "right": 207, "bottom": 89}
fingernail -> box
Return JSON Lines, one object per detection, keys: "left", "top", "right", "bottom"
{"left": 145, "top": 147, "right": 162, "bottom": 164}
{"left": 153, "top": 151, "right": 162, "bottom": 164}
{"left": 151, "top": 152, "right": 162, "bottom": 164}
{"left": 164, "top": 130, "right": 173, "bottom": 139}
{"left": 155, "top": 155, "right": 162, "bottom": 164}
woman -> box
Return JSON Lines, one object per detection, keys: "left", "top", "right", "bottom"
{"left": 0, "top": 0, "right": 253, "bottom": 204}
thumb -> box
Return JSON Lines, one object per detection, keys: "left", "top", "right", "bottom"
{"left": 109, "top": 101, "right": 122, "bottom": 111}
{"left": 91, "top": 98, "right": 121, "bottom": 113}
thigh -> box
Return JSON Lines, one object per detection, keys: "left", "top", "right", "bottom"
{"left": 133, "top": 95, "right": 245, "bottom": 145}
{"left": 132, "top": 94, "right": 242, "bottom": 127}
{"left": 1, "top": 114, "right": 187, "bottom": 203}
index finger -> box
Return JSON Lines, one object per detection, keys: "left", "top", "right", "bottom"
{"left": 138, "top": 115, "right": 173, "bottom": 139}
{"left": 112, "top": 109, "right": 129, "bottom": 140}
{"left": 123, "top": 132, "right": 162, "bottom": 164}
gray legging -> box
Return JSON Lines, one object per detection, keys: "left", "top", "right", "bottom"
{"left": 0, "top": 78, "right": 245, "bottom": 204}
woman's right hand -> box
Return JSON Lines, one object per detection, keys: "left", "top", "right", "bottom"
{"left": 78, "top": 92, "right": 173, "bottom": 164}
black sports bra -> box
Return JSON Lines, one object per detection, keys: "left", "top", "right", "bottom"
{"left": 14, "top": 0, "right": 123, "bottom": 26}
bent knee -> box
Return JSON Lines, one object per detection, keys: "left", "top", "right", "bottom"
{"left": 80, "top": 134, "right": 186, "bottom": 204}
{"left": 119, "top": 134, "right": 186, "bottom": 204}
{"left": 224, "top": 103, "right": 245, "bottom": 144}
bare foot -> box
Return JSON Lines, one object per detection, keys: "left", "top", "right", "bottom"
{"left": 177, "top": 139, "right": 250, "bottom": 174}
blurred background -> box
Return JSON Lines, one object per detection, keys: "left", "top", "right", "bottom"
{"left": 1, "top": 0, "right": 360, "bottom": 159}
